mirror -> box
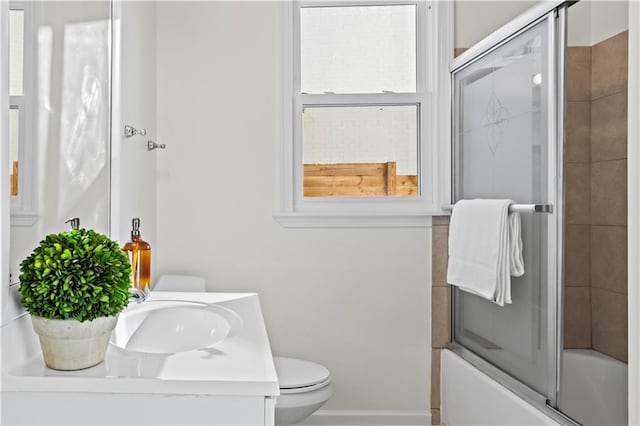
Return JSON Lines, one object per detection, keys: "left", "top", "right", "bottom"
{"left": 8, "top": 1, "right": 112, "bottom": 284}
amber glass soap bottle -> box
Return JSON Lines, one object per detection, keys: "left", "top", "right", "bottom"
{"left": 122, "top": 218, "right": 151, "bottom": 291}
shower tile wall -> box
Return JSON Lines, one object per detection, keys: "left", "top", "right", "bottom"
{"left": 589, "top": 31, "right": 628, "bottom": 363}
{"left": 557, "top": 31, "right": 627, "bottom": 360}
{"left": 431, "top": 216, "right": 450, "bottom": 425}
{"left": 565, "top": 45, "right": 592, "bottom": 349}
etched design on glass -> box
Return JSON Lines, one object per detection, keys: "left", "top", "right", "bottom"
{"left": 452, "top": 18, "right": 551, "bottom": 396}
{"left": 484, "top": 92, "right": 510, "bottom": 154}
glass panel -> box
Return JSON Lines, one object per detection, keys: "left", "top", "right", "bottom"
{"left": 300, "top": 5, "right": 416, "bottom": 94}
{"left": 9, "top": 108, "right": 20, "bottom": 196}
{"left": 9, "top": 9, "right": 25, "bottom": 97}
{"left": 302, "top": 105, "right": 418, "bottom": 197}
{"left": 452, "top": 19, "right": 551, "bottom": 395}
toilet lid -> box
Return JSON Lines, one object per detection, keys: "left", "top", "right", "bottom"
{"left": 274, "top": 356, "right": 331, "bottom": 389}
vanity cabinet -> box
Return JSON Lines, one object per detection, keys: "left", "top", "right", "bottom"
{"left": 1, "top": 293, "right": 279, "bottom": 426}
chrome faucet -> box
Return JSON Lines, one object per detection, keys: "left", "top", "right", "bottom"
{"left": 128, "top": 286, "right": 150, "bottom": 304}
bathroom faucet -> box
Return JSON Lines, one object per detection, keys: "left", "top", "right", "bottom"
{"left": 128, "top": 286, "right": 150, "bottom": 304}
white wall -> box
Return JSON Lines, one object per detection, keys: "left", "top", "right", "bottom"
{"left": 155, "top": 2, "right": 430, "bottom": 411}
{"left": 455, "top": 1, "right": 629, "bottom": 49}
{"left": 455, "top": 1, "right": 536, "bottom": 48}
{"left": 567, "top": 1, "right": 629, "bottom": 46}
{"left": 113, "top": 1, "right": 157, "bottom": 277}
{"left": 589, "top": 1, "right": 629, "bottom": 45}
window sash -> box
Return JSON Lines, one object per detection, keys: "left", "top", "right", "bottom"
{"left": 299, "top": 3, "right": 418, "bottom": 95}
{"left": 294, "top": 1, "right": 428, "bottom": 97}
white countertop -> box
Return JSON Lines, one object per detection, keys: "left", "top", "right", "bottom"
{"left": 1, "top": 292, "right": 279, "bottom": 397}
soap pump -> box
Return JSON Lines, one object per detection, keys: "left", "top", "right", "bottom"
{"left": 122, "top": 218, "right": 151, "bottom": 291}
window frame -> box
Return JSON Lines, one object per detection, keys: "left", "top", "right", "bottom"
{"left": 9, "top": 0, "right": 38, "bottom": 226}
{"left": 276, "top": 0, "right": 453, "bottom": 227}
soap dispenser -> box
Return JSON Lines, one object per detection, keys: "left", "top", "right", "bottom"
{"left": 122, "top": 218, "right": 151, "bottom": 291}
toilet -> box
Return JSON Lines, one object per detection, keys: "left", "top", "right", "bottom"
{"left": 154, "top": 275, "right": 334, "bottom": 425}
{"left": 273, "top": 356, "right": 334, "bottom": 425}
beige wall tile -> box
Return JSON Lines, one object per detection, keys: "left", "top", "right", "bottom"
{"left": 564, "top": 225, "right": 590, "bottom": 286}
{"left": 432, "top": 287, "right": 450, "bottom": 349}
{"left": 431, "top": 409, "right": 441, "bottom": 426}
{"left": 432, "top": 225, "right": 449, "bottom": 287}
{"left": 591, "top": 31, "right": 628, "bottom": 100}
{"left": 432, "top": 216, "right": 450, "bottom": 226}
{"left": 567, "top": 101, "right": 590, "bottom": 163}
{"left": 591, "top": 288, "right": 627, "bottom": 362}
{"left": 431, "top": 348, "right": 441, "bottom": 409}
{"left": 454, "top": 48, "right": 467, "bottom": 58}
{"left": 566, "top": 163, "right": 591, "bottom": 225}
{"left": 568, "top": 47, "right": 591, "bottom": 101}
{"left": 591, "top": 160, "right": 627, "bottom": 226}
{"left": 564, "top": 286, "right": 591, "bottom": 348}
{"left": 591, "top": 225, "right": 627, "bottom": 294}
{"left": 591, "top": 91, "right": 628, "bottom": 162}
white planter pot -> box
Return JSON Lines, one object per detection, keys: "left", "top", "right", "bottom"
{"left": 31, "top": 315, "right": 119, "bottom": 370}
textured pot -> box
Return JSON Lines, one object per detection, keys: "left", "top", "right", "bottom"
{"left": 31, "top": 315, "right": 119, "bottom": 370}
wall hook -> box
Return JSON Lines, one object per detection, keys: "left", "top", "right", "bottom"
{"left": 124, "top": 124, "right": 147, "bottom": 138}
{"left": 148, "top": 141, "right": 166, "bottom": 151}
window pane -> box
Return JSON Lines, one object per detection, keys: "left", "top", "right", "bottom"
{"left": 9, "top": 9, "right": 25, "bottom": 97}
{"left": 303, "top": 105, "right": 418, "bottom": 197}
{"left": 9, "top": 108, "right": 20, "bottom": 196}
{"left": 300, "top": 5, "right": 416, "bottom": 94}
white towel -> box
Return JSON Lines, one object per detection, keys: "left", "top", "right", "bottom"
{"left": 446, "top": 199, "right": 524, "bottom": 306}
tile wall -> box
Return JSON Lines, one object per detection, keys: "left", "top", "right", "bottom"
{"left": 564, "top": 31, "right": 628, "bottom": 362}
{"left": 431, "top": 216, "right": 450, "bottom": 425}
{"left": 588, "top": 31, "right": 628, "bottom": 362}
{"left": 565, "top": 44, "right": 593, "bottom": 349}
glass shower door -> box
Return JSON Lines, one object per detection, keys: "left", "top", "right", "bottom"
{"left": 451, "top": 11, "right": 560, "bottom": 400}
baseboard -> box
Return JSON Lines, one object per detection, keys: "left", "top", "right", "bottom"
{"left": 296, "top": 410, "right": 430, "bottom": 426}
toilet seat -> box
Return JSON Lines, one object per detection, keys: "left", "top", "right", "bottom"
{"left": 279, "top": 376, "right": 332, "bottom": 394}
{"left": 274, "top": 357, "right": 331, "bottom": 394}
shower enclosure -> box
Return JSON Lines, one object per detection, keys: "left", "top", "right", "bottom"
{"left": 446, "top": 1, "right": 627, "bottom": 424}
{"left": 450, "top": 0, "right": 561, "bottom": 402}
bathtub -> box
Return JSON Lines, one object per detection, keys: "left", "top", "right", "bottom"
{"left": 441, "top": 349, "right": 628, "bottom": 426}
{"left": 559, "top": 349, "right": 628, "bottom": 426}
{"left": 441, "top": 349, "right": 558, "bottom": 425}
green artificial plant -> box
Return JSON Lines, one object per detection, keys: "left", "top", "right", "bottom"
{"left": 19, "top": 229, "right": 132, "bottom": 322}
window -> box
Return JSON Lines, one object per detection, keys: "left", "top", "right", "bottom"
{"left": 9, "top": 1, "right": 38, "bottom": 225}
{"left": 277, "top": 1, "right": 452, "bottom": 227}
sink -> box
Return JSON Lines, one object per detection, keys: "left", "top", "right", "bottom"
{"left": 110, "top": 300, "right": 242, "bottom": 355}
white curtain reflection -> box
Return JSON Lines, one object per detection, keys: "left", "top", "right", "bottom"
{"left": 58, "top": 19, "right": 109, "bottom": 221}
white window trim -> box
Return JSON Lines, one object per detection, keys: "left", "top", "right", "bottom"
{"left": 275, "top": 0, "right": 453, "bottom": 228}
{"left": 9, "top": 1, "right": 38, "bottom": 226}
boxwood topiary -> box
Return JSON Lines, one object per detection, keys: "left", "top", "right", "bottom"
{"left": 19, "top": 229, "right": 132, "bottom": 322}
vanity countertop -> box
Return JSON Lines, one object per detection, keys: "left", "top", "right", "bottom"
{"left": 1, "top": 292, "right": 279, "bottom": 397}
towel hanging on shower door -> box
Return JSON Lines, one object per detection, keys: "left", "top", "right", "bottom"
{"left": 446, "top": 199, "right": 524, "bottom": 306}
